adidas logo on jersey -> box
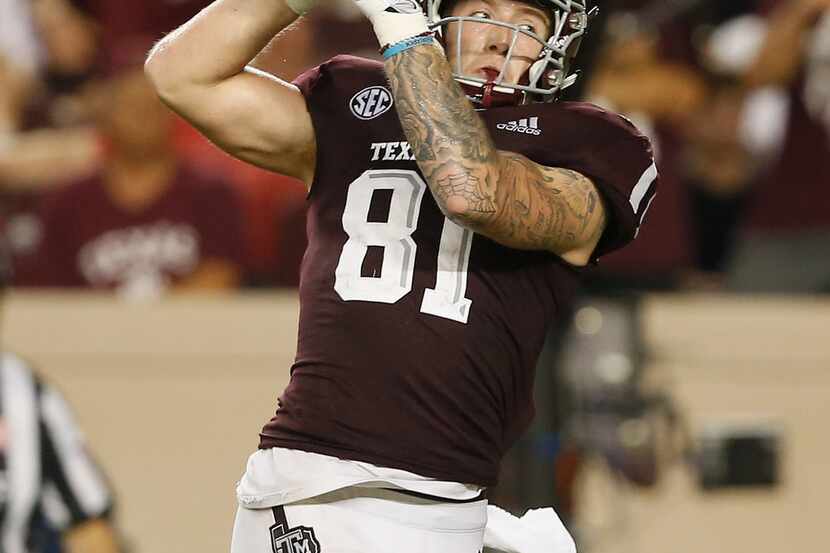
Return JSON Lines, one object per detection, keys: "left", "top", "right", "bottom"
{"left": 496, "top": 117, "right": 542, "bottom": 136}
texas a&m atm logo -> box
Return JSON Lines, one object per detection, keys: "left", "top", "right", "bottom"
{"left": 269, "top": 520, "right": 320, "bottom": 553}
{"left": 350, "top": 86, "right": 394, "bottom": 120}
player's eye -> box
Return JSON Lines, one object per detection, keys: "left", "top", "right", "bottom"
{"left": 518, "top": 23, "right": 536, "bottom": 33}
{"left": 470, "top": 10, "right": 491, "bottom": 19}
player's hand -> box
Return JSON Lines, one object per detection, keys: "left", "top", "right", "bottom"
{"left": 351, "top": 0, "right": 430, "bottom": 48}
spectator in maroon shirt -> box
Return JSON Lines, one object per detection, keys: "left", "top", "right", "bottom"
{"left": 29, "top": 40, "right": 245, "bottom": 298}
{"left": 1, "top": 0, "right": 103, "bottom": 285}
{"left": 2, "top": 0, "right": 102, "bottom": 186}
{"left": 727, "top": 0, "right": 830, "bottom": 292}
{"left": 583, "top": 16, "right": 703, "bottom": 289}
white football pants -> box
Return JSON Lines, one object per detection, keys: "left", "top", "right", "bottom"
{"left": 230, "top": 486, "right": 486, "bottom": 553}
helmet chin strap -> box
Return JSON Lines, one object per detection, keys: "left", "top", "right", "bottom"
{"left": 481, "top": 83, "right": 500, "bottom": 108}
{"left": 456, "top": 78, "right": 523, "bottom": 107}
{"left": 454, "top": 65, "right": 578, "bottom": 107}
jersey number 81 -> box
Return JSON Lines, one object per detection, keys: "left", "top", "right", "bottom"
{"left": 334, "top": 170, "right": 474, "bottom": 324}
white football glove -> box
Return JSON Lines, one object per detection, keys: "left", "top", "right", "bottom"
{"left": 352, "top": 0, "right": 431, "bottom": 48}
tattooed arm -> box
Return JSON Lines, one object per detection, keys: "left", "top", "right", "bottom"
{"left": 385, "top": 43, "right": 607, "bottom": 266}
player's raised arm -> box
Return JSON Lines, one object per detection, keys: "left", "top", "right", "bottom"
{"left": 391, "top": 45, "right": 605, "bottom": 266}
{"left": 389, "top": 46, "right": 606, "bottom": 266}
{"left": 351, "top": 0, "right": 607, "bottom": 266}
{"left": 144, "top": 0, "right": 316, "bottom": 185}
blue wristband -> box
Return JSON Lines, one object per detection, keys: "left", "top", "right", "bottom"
{"left": 382, "top": 35, "right": 436, "bottom": 59}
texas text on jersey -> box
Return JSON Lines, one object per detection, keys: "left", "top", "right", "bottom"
{"left": 259, "top": 55, "right": 658, "bottom": 487}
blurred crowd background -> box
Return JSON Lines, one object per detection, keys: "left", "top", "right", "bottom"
{"left": 0, "top": 0, "right": 828, "bottom": 297}
{"left": 0, "top": 0, "right": 828, "bottom": 552}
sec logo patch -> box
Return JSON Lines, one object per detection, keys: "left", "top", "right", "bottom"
{"left": 350, "top": 86, "right": 394, "bottom": 120}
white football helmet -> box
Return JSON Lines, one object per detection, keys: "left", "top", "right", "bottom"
{"left": 426, "top": 0, "right": 591, "bottom": 106}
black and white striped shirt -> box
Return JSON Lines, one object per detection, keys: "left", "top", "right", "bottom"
{"left": 0, "top": 353, "right": 113, "bottom": 553}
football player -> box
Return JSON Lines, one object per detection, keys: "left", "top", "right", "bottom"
{"left": 146, "top": 0, "right": 657, "bottom": 551}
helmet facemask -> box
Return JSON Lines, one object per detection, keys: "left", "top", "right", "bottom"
{"left": 427, "top": 0, "right": 589, "bottom": 105}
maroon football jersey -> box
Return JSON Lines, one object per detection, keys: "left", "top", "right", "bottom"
{"left": 259, "top": 56, "right": 657, "bottom": 486}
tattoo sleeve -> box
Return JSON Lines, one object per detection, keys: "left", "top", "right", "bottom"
{"left": 385, "top": 44, "right": 606, "bottom": 262}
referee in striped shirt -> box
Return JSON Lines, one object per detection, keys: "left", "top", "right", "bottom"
{"left": 0, "top": 238, "right": 121, "bottom": 553}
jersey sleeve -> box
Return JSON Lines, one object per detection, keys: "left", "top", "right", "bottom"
{"left": 292, "top": 61, "right": 325, "bottom": 99}
{"left": 292, "top": 54, "right": 380, "bottom": 100}
{"left": 556, "top": 105, "right": 659, "bottom": 259}
{"left": 37, "top": 381, "right": 114, "bottom": 530}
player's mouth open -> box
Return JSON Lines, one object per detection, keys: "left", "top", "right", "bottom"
{"left": 478, "top": 67, "right": 502, "bottom": 82}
